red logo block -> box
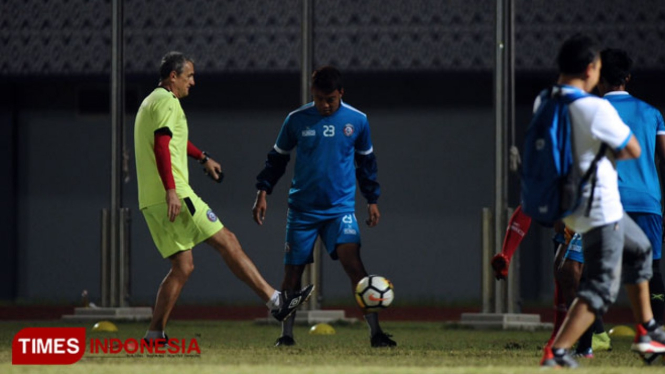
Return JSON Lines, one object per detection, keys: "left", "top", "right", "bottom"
{"left": 12, "top": 327, "right": 86, "bottom": 365}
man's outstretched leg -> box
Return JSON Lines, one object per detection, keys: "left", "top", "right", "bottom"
{"left": 206, "top": 227, "right": 313, "bottom": 321}
{"left": 491, "top": 205, "right": 532, "bottom": 280}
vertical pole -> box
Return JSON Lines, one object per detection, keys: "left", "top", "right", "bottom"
{"left": 494, "top": 0, "right": 506, "bottom": 313}
{"left": 300, "top": 0, "right": 320, "bottom": 310}
{"left": 301, "top": 0, "right": 313, "bottom": 105}
{"left": 481, "top": 208, "right": 494, "bottom": 313}
{"left": 505, "top": 207, "right": 518, "bottom": 313}
{"left": 110, "top": 0, "right": 125, "bottom": 307}
{"left": 505, "top": 0, "right": 517, "bottom": 314}
{"left": 507, "top": 0, "right": 515, "bottom": 146}
{"left": 4, "top": 82, "right": 19, "bottom": 300}
{"left": 101, "top": 209, "right": 110, "bottom": 307}
{"left": 119, "top": 208, "right": 131, "bottom": 307}
{"left": 494, "top": 0, "right": 516, "bottom": 314}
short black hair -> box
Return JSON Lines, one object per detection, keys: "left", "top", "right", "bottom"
{"left": 600, "top": 48, "right": 633, "bottom": 87}
{"left": 159, "top": 51, "right": 194, "bottom": 80}
{"left": 556, "top": 34, "right": 599, "bottom": 75}
{"left": 311, "top": 66, "right": 343, "bottom": 93}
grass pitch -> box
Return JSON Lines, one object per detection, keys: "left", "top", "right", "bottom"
{"left": 1, "top": 319, "right": 662, "bottom": 373}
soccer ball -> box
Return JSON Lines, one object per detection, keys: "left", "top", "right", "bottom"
{"left": 355, "top": 275, "right": 394, "bottom": 311}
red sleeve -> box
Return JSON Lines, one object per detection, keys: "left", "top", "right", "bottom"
{"left": 187, "top": 141, "right": 204, "bottom": 160}
{"left": 154, "top": 132, "right": 176, "bottom": 190}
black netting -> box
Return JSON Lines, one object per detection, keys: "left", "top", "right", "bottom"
{"left": 1, "top": 0, "right": 664, "bottom": 75}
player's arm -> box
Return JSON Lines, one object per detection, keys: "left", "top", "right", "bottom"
{"left": 656, "top": 135, "right": 665, "bottom": 226}
{"left": 614, "top": 134, "right": 641, "bottom": 160}
{"left": 154, "top": 128, "right": 180, "bottom": 222}
{"left": 657, "top": 135, "right": 665, "bottom": 175}
{"left": 593, "top": 101, "right": 640, "bottom": 160}
{"left": 654, "top": 110, "right": 665, "bottom": 204}
{"left": 253, "top": 147, "right": 291, "bottom": 225}
{"left": 355, "top": 118, "right": 381, "bottom": 227}
{"left": 187, "top": 141, "right": 222, "bottom": 182}
{"left": 355, "top": 151, "right": 381, "bottom": 227}
{"left": 254, "top": 118, "right": 296, "bottom": 225}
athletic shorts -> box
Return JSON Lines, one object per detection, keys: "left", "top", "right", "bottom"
{"left": 627, "top": 212, "right": 662, "bottom": 260}
{"left": 284, "top": 209, "right": 361, "bottom": 265}
{"left": 141, "top": 194, "right": 223, "bottom": 258}
{"left": 577, "top": 214, "right": 652, "bottom": 314}
{"left": 564, "top": 232, "right": 584, "bottom": 264}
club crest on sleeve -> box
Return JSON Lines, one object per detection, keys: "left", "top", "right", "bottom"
{"left": 206, "top": 209, "right": 218, "bottom": 222}
{"left": 344, "top": 124, "right": 354, "bottom": 136}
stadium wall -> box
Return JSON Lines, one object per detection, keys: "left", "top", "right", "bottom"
{"left": 2, "top": 0, "right": 665, "bottom": 307}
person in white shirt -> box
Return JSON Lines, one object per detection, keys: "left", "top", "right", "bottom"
{"left": 540, "top": 34, "right": 665, "bottom": 368}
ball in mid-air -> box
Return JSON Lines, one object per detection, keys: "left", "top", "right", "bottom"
{"left": 355, "top": 275, "right": 394, "bottom": 312}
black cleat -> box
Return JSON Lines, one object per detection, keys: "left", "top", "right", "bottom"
{"left": 142, "top": 334, "right": 169, "bottom": 348}
{"left": 271, "top": 284, "right": 315, "bottom": 322}
{"left": 274, "top": 335, "right": 296, "bottom": 347}
{"left": 370, "top": 332, "right": 396, "bottom": 348}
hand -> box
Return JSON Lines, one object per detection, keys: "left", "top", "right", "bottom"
{"left": 252, "top": 190, "right": 268, "bottom": 225}
{"left": 491, "top": 253, "right": 510, "bottom": 280}
{"left": 165, "top": 189, "right": 181, "bottom": 222}
{"left": 553, "top": 220, "right": 565, "bottom": 235}
{"left": 365, "top": 204, "right": 380, "bottom": 227}
{"left": 203, "top": 157, "right": 223, "bottom": 182}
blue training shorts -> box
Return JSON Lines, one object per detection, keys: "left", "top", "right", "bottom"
{"left": 628, "top": 212, "right": 662, "bottom": 260}
{"left": 564, "top": 232, "right": 584, "bottom": 264}
{"left": 284, "top": 209, "right": 361, "bottom": 265}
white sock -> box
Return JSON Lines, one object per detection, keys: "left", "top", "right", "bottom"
{"left": 266, "top": 290, "right": 282, "bottom": 310}
{"left": 144, "top": 330, "right": 165, "bottom": 339}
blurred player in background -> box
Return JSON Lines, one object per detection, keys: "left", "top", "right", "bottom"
{"left": 252, "top": 66, "right": 395, "bottom": 348}
{"left": 552, "top": 228, "right": 611, "bottom": 357}
{"left": 597, "top": 48, "right": 665, "bottom": 326}
{"left": 492, "top": 209, "right": 611, "bottom": 358}
{"left": 134, "top": 51, "right": 313, "bottom": 343}
{"left": 539, "top": 34, "right": 665, "bottom": 368}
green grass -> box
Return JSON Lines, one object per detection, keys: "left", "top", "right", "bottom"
{"left": 1, "top": 320, "right": 662, "bottom": 373}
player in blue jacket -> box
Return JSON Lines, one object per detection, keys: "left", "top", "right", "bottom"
{"left": 598, "top": 48, "right": 665, "bottom": 325}
{"left": 252, "top": 66, "right": 395, "bottom": 348}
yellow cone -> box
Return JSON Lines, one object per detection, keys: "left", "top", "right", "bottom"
{"left": 608, "top": 325, "right": 634, "bottom": 337}
{"left": 92, "top": 320, "right": 118, "bottom": 332}
{"left": 309, "top": 323, "right": 335, "bottom": 335}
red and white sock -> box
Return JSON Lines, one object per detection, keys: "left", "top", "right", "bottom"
{"left": 500, "top": 205, "right": 532, "bottom": 262}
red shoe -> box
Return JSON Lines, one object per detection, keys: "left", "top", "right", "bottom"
{"left": 631, "top": 324, "right": 665, "bottom": 354}
{"left": 490, "top": 253, "right": 510, "bottom": 280}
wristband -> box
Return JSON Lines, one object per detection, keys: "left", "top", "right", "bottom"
{"left": 199, "top": 151, "right": 210, "bottom": 164}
